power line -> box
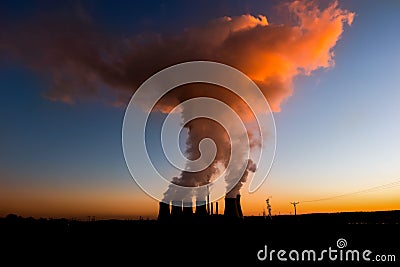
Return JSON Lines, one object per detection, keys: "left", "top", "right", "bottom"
{"left": 300, "top": 179, "right": 400, "bottom": 203}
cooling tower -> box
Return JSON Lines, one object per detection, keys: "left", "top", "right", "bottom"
{"left": 195, "top": 200, "right": 207, "bottom": 216}
{"left": 182, "top": 201, "right": 193, "bottom": 219}
{"left": 236, "top": 194, "right": 243, "bottom": 219}
{"left": 171, "top": 200, "right": 183, "bottom": 219}
{"left": 157, "top": 201, "right": 170, "bottom": 221}
{"left": 224, "top": 197, "right": 240, "bottom": 218}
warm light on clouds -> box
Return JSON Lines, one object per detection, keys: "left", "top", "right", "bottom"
{"left": 1, "top": 0, "right": 354, "bottom": 114}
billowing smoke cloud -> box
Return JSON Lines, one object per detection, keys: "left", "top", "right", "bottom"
{"left": 226, "top": 159, "right": 257, "bottom": 199}
{"left": 0, "top": 1, "right": 354, "bottom": 200}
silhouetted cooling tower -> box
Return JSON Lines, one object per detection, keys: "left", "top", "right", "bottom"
{"left": 157, "top": 202, "right": 170, "bottom": 221}
{"left": 183, "top": 202, "right": 193, "bottom": 219}
{"left": 195, "top": 200, "right": 207, "bottom": 216}
{"left": 236, "top": 194, "right": 243, "bottom": 218}
{"left": 171, "top": 200, "right": 183, "bottom": 219}
{"left": 224, "top": 197, "right": 240, "bottom": 218}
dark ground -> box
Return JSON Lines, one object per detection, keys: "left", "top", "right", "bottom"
{"left": 1, "top": 211, "right": 399, "bottom": 265}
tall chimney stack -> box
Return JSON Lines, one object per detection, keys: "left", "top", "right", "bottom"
{"left": 207, "top": 185, "right": 210, "bottom": 215}
{"left": 216, "top": 202, "right": 219, "bottom": 215}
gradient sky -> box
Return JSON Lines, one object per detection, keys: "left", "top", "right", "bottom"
{"left": 1, "top": 0, "right": 400, "bottom": 219}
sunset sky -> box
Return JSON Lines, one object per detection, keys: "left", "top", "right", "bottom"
{"left": 1, "top": 0, "right": 400, "bottom": 219}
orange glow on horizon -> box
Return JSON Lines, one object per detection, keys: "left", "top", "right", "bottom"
{"left": 1, "top": 181, "right": 399, "bottom": 219}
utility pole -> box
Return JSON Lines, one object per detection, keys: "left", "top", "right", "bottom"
{"left": 290, "top": 202, "right": 299, "bottom": 216}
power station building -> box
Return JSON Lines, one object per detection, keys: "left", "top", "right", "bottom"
{"left": 157, "top": 194, "right": 243, "bottom": 221}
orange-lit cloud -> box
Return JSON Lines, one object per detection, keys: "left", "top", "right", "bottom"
{"left": 0, "top": 1, "right": 354, "bottom": 113}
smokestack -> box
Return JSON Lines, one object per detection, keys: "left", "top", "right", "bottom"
{"left": 157, "top": 202, "right": 170, "bottom": 221}
{"left": 236, "top": 194, "right": 243, "bottom": 219}
{"left": 182, "top": 202, "right": 193, "bottom": 220}
{"left": 210, "top": 202, "right": 214, "bottom": 215}
{"left": 195, "top": 200, "right": 207, "bottom": 217}
{"left": 171, "top": 200, "right": 183, "bottom": 219}
{"left": 207, "top": 185, "right": 210, "bottom": 215}
{"left": 224, "top": 197, "right": 239, "bottom": 218}
{"left": 216, "top": 202, "right": 219, "bottom": 215}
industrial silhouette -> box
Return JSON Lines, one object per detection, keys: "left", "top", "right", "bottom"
{"left": 157, "top": 194, "right": 243, "bottom": 221}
